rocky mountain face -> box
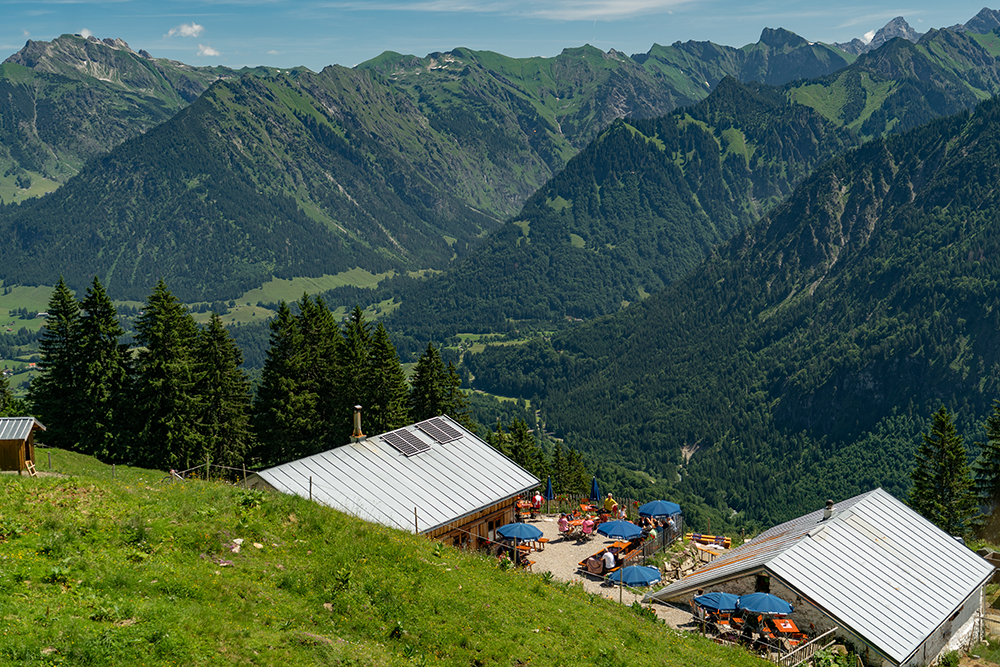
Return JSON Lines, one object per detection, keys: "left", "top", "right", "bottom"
{"left": 0, "top": 34, "right": 235, "bottom": 195}
{"left": 834, "top": 17, "right": 924, "bottom": 56}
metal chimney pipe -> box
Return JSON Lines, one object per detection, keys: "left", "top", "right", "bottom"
{"left": 823, "top": 499, "right": 834, "bottom": 520}
{"left": 351, "top": 405, "right": 366, "bottom": 442}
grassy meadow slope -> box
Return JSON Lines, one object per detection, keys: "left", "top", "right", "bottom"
{"left": 467, "top": 97, "right": 1000, "bottom": 529}
{"left": 0, "top": 449, "right": 765, "bottom": 666}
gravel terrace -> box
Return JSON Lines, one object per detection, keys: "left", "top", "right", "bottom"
{"left": 518, "top": 513, "right": 696, "bottom": 630}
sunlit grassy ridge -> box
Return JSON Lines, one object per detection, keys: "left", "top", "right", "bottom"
{"left": 0, "top": 449, "right": 766, "bottom": 666}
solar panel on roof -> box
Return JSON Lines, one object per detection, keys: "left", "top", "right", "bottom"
{"left": 381, "top": 430, "right": 431, "bottom": 457}
{"left": 417, "top": 417, "right": 462, "bottom": 444}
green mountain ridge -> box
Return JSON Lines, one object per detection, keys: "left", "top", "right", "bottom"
{"left": 466, "top": 97, "right": 1000, "bottom": 529}
{"left": 0, "top": 34, "right": 236, "bottom": 194}
{"left": 0, "top": 30, "right": 860, "bottom": 301}
{"left": 381, "top": 78, "right": 859, "bottom": 338}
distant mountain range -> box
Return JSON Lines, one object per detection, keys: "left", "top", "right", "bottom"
{"left": 3, "top": 9, "right": 1000, "bottom": 305}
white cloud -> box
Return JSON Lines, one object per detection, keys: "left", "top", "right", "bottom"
{"left": 198, "top": 44, "right": 220, "bottom": 57}
{"left": 267, "top": 50, "right": 280, "bottom": 55}
{"left": 168, "top": 22, "right": 205, "bottom": 38}
{"left": 22, "top": 30, "right": 30, "bottom": 38}
{"left": 80, "top": 28, "right": 92, "bottom": 38}
{"left": 330, "top": 0, "right": 691, "bottom": 21}
{"left": 862, "top": 29, "right": 875, "bottom": 44}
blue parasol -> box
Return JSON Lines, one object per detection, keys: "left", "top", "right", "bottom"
{"left": 544, "top": 476, "right": 555, "bottom": 501}
{"left": 596, "top": 520, "right": 642, "bottom": 540}
{"left": 638, "top": 500, "right": 682, "bottom": 518}
{"left": 694, "top": 592, "right": 740, "bottom": 613}
{"left": 737, "top": 592, "right": 793, "bottom": 615}
{"left": 496, "top": 523, "right": 543, "bottom": 541}
{"left": 608, "top": 565, "right": 661, "bottom": 587}
{"left": 589, "top": 477, "right": 601, "bottom": 501}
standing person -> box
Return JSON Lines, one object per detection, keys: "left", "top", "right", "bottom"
{"left": 666, "top": 514, "right": 677, "bottom": 539}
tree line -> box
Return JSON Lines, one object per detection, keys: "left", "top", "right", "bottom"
{"left": 27, "top": 279, "right": 593, "bottom": 489}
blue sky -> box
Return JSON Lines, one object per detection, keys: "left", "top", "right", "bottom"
{"left": 0, "top": 1, "right": 995, "bottom": 72}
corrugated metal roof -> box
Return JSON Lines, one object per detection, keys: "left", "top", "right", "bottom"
{"left": 0, "top": 417, "right": 45, "bottom": 441}
{"left": 254, "top": 415, "right": 540, "bottom": 534}
{"left": 647, "top": 488, "right": 993, "bottom": 664}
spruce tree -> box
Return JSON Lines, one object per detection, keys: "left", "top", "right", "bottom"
{"left": 0, "top": 373, "right": 13, "bottom": 417}
{"left": 131, "top": 280, "right": 202, "bottom": 470}
{"left": 253, "top": 295, "right": 339, "bottom": 464}
{"left": 337, "top": 305, "right": 372, "bottom": 436}
{"left": 75, "top": 277, "right": 130, "bottom": 462}
{"left": 195, "top": 313, "right": 254, "bottom": 468}
{"left": 29, "top": 278, "right": 81, "bottom": 450}
{"left": 974, "top": 401, "right": 1000, "bottom": 534}
{"left": 909, "top": 406, "right": 978, "bottom": 536}
{"left": 410, "top": 343, "right": 472, "bottom": 427}
{"left": 253, "top": 301, "right": 303, "bottom": 465}
{"left": 364, "top": 322, "right": 409, "bottom": 436}
{"left": 410, "top": 343, "right": 447, "bottom": 422}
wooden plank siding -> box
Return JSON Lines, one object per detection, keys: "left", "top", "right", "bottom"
{"left": 425, "top": 498, "right": 517, "bottom": 549}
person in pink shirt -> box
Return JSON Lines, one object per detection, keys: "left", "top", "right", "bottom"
{"left": 582, "top": 516, "right": 595, "bottom": 537}
{"left": 558, "top": 514, "right": 569, "bottom": 534}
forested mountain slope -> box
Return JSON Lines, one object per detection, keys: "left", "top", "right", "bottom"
{"left": 382, "top": 78, "right": 859, "bottom": 338}
{"left": 467, "top": 98, "right": 1000, "bottom": 528}
{"left": 0, "top": 31, "right": 858, "bottom": 302}
{"left": 0, "top": 34, "right": 235, "bottom": 194}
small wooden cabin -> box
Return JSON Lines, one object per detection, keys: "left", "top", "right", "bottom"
{"left": 0, "top": 417, "right": 45, "bottom": 474}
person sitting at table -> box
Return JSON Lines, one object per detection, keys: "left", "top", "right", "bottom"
{"left": 532, "top": 491, "right": 542, "bottom": 510}
{"left": 581, "top": 516, "right": 595, "bottom": 538}
{"left": 647, "top": 523, "right": 658, "bottom": 541}
{"left": 601, "top": 548, "right": 616, "bottom": 574}
{"left": 603, "top": 493, "right": 616, "bottom": 514}
{"left": 558, "top": 513, "right": 570, "bottom": 535}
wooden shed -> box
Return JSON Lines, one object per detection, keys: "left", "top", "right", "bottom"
{"left": 0, "top": 417, "right": 46, "bottom": 474}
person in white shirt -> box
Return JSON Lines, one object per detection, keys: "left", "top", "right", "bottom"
{"left": 602, "top": 549, "right": 616, "bottom": 573}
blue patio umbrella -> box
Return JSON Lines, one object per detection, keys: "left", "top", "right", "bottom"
{"left": 737, "top": 592, "right": 793, "bottom": 616}
{"left": 608, "top": 565, "right": 661, "bottom": 587}
{"left": 544, "top": 477, "right": 555, "bottom": 501}
{"left": 596, "top": 520, "right": 642, "bottom": 540}
{"left": 694, "top": 592, "right": 740, "bottom": 613}
{"left": 638, "top": 500, "right": 682, "bottom": 518}
{"left": 589, "top": 476, "right": 601, "bottom": 501}
{"left": 496, "top": 523, "right": 543, "bottom": 541}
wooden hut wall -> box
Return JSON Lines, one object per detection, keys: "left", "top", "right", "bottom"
{"left": 0, "top": 438, "right": 26, "bottom": 472}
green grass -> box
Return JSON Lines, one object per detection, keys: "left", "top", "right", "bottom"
{"left": 235, "top": 270, "right": 393, "bottom": 305}
{"left": 0, "top": 449, "right": 767, "bottom": 666}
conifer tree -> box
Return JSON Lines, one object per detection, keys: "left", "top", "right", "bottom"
{"left": 253, "top": 301, "right": 303, "bottom": 465}
{"left": 409, "top": 343, "right": 472, "bottom": 426}
{"left": 564, "top": 447, "right": 591, "bottom": 496}
{"left": 364, "top": 322, "right": 409, "bottom": 436}
{"left": 909, "top": 406, "right": 978, "bottom": 536}
{"left": 410, "top": 343, "right": 447, "bottom": 422}
{"left": 76, "top": 277, "right": 130, "bottom": 462}
{"left": 253, "top": 295, "right": 339, "bottom": 463}
{"left": 131, "top": 280, "right": 202, "bottom": 470}
{"left": 336, "top": 305, "right": 372, "bottom": 436}
{"left": 973, "top": 401, "right": 1000, "bottom": 532}
{"left": 195, "top": 313, "right": 254, "bottom": 468}
{"left": 0, "top": 373, "right": 13, "bottom": 417}
{"left": 29, "top": 278, "right": 81, "bottom": 450}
